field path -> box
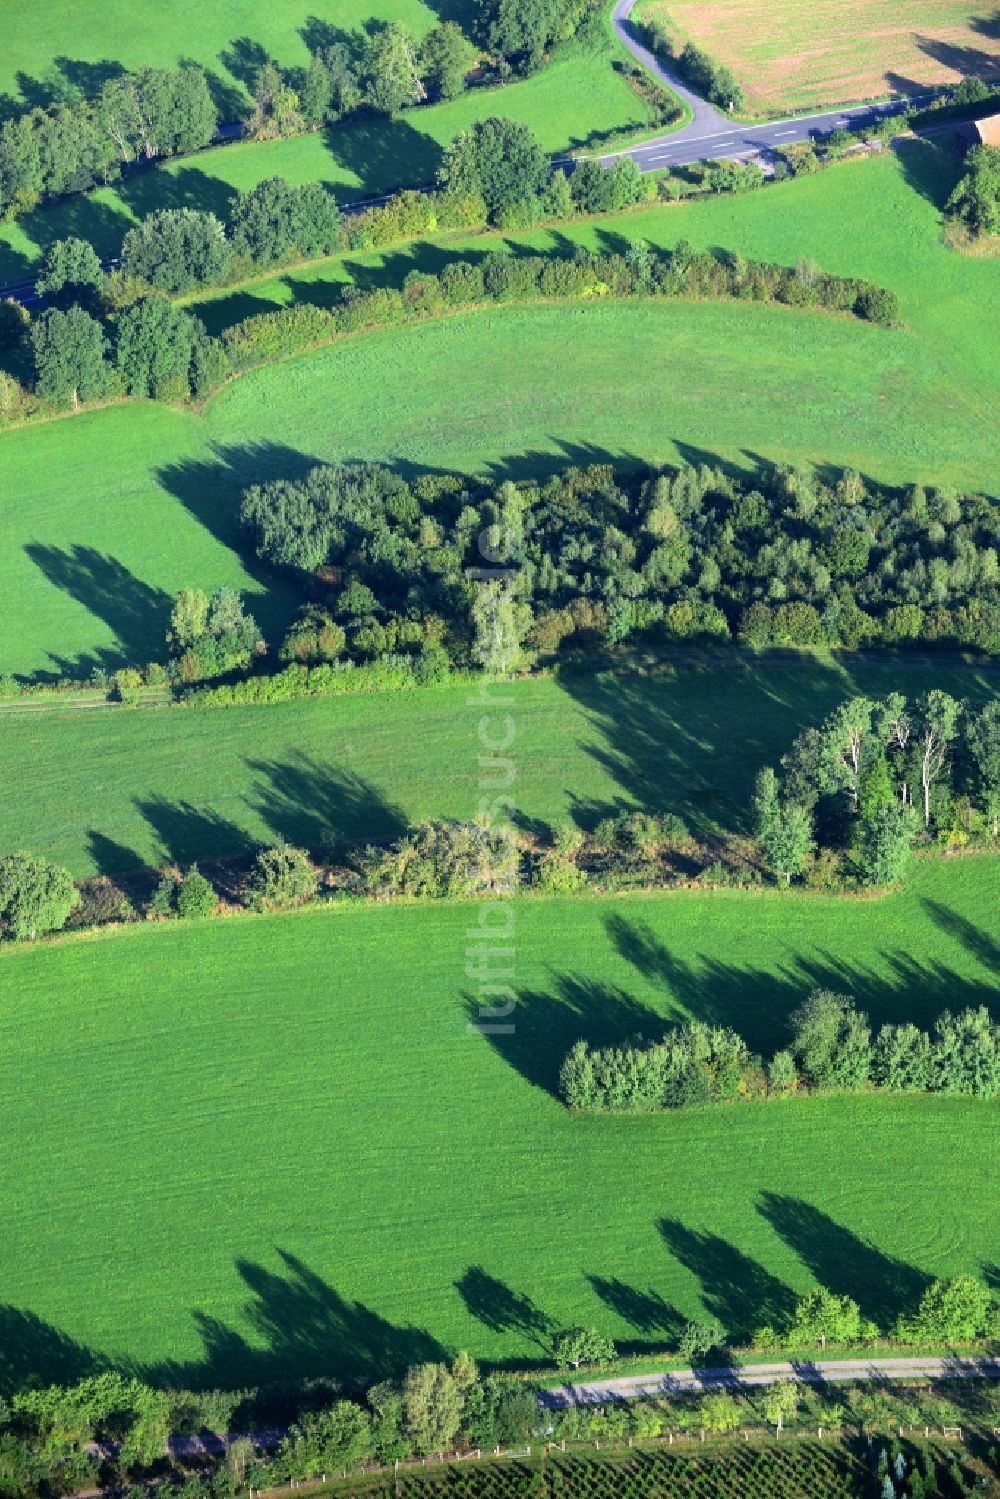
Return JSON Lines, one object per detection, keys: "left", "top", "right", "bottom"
{"left": 542, "top": 1355, "right": 1000, "bottom": 1406}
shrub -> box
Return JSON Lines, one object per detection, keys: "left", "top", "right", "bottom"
{"left": 358, "top": 820, "right": 519, "bottom": 899}
{"left": 242, "top": 845, "right": 319, "bottom": 911}
{"left": 0, "top": 852, "right": 79, "bottom": 940}
{"left": 176, "top": 867, "right": 216, "bottom": 919}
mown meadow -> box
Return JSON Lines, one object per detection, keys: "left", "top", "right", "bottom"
{"left": 1, "top": 653, "right": 997, "bottom": 877}
{"left": 0, "top": 854, "right": 996, "bottom": 1389}
{"left": 2, "top": 145, "right": 999, "bottom": 680}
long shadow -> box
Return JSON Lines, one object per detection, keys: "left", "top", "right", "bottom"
{"left": 891, "top": 135, "right": 964, "bottom": 212}
{"left": 921, "top": 898, "right": 1000, "bottom": 975}
{"left": 321, "top": 114, "right": 443, "bottom": 202}
{"left": 912, "top": 29, "right": 1000, "bottom": 81}
{"left": 757, "top": 1194, "right": 931, "bottom": 1327}
{"left": 468, "top": 972, "right": 663, "bottom": 1098}
{"left": 455, "top": 1266, "right": 553, "bottom": 1349}
{"left": 0, "top": 193, "right": 134, "bottom": 284}
{"left": 24, "top": 544, "right": 174, "bottom": 667}
{"left": 87, "top": 829, "right": 151, "bottom": 881}
{"left": 246, "top": 753, "right": 408, "bottom": 852}
{"left": 603, "top": 911, "right": 1000, "bottom": 1054}
{"left": 148, "top": 1249, "right": 445, "bottom": 1393}
{"left": 0, "top": 1305, "right": 100, "bottom": 1397}
{"left": 657, "top": 1219, "right": 797, "bottom": 1343}
{"left": 135, "top": 796, "right": 253, "bottom": 868}
{"left": 155, "top": 441, "right": 317, "bottom": 646}
{"left": 586, "top": 1275, "right": 683, "bottom": 1342}
{"left": 116, "top": 164, "right": 239, "bottom": 225}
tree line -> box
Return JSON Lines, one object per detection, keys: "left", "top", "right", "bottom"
{"left": 0, "top": 0, "right": 606, "bottom": 226}
{"left": 3, "top": 1271, "right": 999, "bottom": 1499}
{"left": 633, "top": 15, "right": 744, "bottom": 110}
{"left": 560, "top": 988, "right": 1000, "bottom": 1111}
{"left": 4, "top": 214, "right": 900, "bottom": 417}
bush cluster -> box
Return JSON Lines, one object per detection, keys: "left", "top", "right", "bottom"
{"left": 356, "top": 820, "right": 520, "bottom": 899}
{"left": 560, "top": 989, "right": 1000, "bottom": 1111}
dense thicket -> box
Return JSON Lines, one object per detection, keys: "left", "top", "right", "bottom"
{"left": 0, "top": 66, "right": 217, "bottom": 219}
{"left": 560, "top": 991, "right": 1000, "bottom": 1110}
{"left": 238, "top": 459, "right": 997, "bottom": 681}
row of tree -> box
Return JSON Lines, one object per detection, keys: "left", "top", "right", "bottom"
{"left": 560, "top": 988, "right": 1000, "bottom": 1110}
{"left": 0, "top": 66, "right": 218, "bottom": 219}
{"left": 6, "top": 1274, "right": 999, "bottom": 1498}
{"left": 948, "top": 143, "right": 1000, "bottom": 238}
{"left": 755, "top": 693, "right": 1000, "bottom": 887}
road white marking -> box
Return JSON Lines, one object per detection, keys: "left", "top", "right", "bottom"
{"left": 774, "top": 129, "right": 798, "bottom": 136}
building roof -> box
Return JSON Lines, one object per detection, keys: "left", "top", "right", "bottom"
{"left": 972, "top": 113, "right": 1000, "bottom": 146}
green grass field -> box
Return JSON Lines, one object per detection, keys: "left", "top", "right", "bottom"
{"left": 2, "top": 146, "right": 998, "bottom": 680}
{"left": 0, "top": 34, "right": 655, "bottom": 286}
{"left": 0, "top": 854, "right": 996, "bottom": 1390}
{"left": 1, "top": 654, "right": 996, "bottom": 878}
{"left": 0, "top": 0, "right": 443, "bottom": 114}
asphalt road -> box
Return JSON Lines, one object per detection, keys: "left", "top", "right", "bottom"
{"left": 603, "top": 0, "right": 936, "bottom": 172}
{"left": 541, "top": 1355, "right": 1000, "bottom": 1407}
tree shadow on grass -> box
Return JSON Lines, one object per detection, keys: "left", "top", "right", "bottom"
{"left": 150, "top": 1249, "right": 445, "bottom": 1394}
{"left": 657, "top": 1218, "right": 797, "bottom": 1344}
{"left": 135, "top": 795, "right": 254, "bottom": 868}
{"left": 586, "top": 1275, "right": 683, "bottom": 1343}
{"left": 24, "top": 544, "right": 173, "bottom": 669}
{"left": 0, "top": 1305, "right": 101, "bottom": 1398}
{"left": 455, "top": 1266, "right": 553, "bottom": 1350}
{"left": 603, "top": 910, "right": 1000, "bottom": 1055}
{"left": 321, "top": 114, "right": 443, "bottom": 202}
{"left": 467, "top": 972, "right": 663, "bottom": 1099}
{"left": 246, "top": 753, "right": 408, "bottom": 853}
{"left": 757, "top": 1194, "right": 931, "bottom": 1328}
{"left": 891, "top": 135, "right": 964, "bottom": 212}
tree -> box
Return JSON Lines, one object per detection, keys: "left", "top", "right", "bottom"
{"left": 700, "top": 1393, "right": 741, "bottom": 1434}
{"left": 855, "top": 801, "right": 917, "bottom": 886}
{"left": 402, "top": 1360, "right": 465, "bottom": 1454}
{"left": 419, "top": 23, "right": 471, "bottom": 100}
{"left": 121, "top": 208, "right": 232, "bottom": 293}
{"left": 35, "top": 237, "right": 105, "bottom": 304}
{"left": 97, "top": 67, "right": 217, "bottom": 161}
{"left": 551, "top": 1326, "right": 614, "bottom": 1370}
{"left": 438, "top": 117, "right": 548, "bottom": 217}
{"left": 819, "top": 696, "right": 875, "bottom": 814}
{"left": 754, "top": 767, "right": 814, "bottom": 885}
{"left": 569, "top": 157, "right": 648, "bottom": 214}
{"left": 915, "top": 690, "right": 960, "bottom": 826}
{"left": 300, "top": 45, "right": 362, "bottom": 125}
{"left": 242, "top": 844, "right": 319, "bottom": 911}
{"left": 115, "top": 296, "right": 207, "bottom": 399}
{"left": 0, "top": 852, "right": 79, "bottom": 940}
{"left": 471, "top": 581, "right": 526, "bottom": 674}
{"left": 362, "top": 24, "right": 427, "bottom": 114}
{"left": 249, "top": 62, "right": 305, "bottom": 140}
{"left": 279, "top": 1402, "right": 373, "bottom": 1476}
{"left": 946, "top": 144, "right": 1000, "bottom": 236}
{"left": 228, "top": 178, "right": 341, "bottom": 266}
{"left": 968, "top": 701, "right": 1000, "bottom": 834}
{"left": 678, "top": 1319, "right": 725, "bottom": 1364}
{"left": 762, "top": 1382, "right": 797, "bottom": 1434}
{"left": 168, "top": 587, "right": 210, "bottom": 650}
{"left": 176, "top": 867, "right": 216, "bottom": 919}
{"left": 788, "top": 1289, "right": 861, "bottom": 1350}
{"left": 477, "top": 0, "right": 556, "bottom": 72}
{"left": 789, "top": 989, "right": 872, "bottom": 1091}
{"left": 898, "top": 1276, "right": 994, "bottom": 1345}
{"left": 30, "top": 306, "right": 109, "bottom": 405}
